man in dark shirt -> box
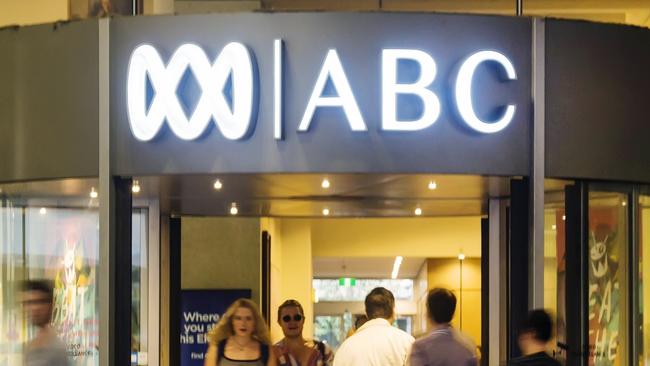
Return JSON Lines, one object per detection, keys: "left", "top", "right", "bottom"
{"left": 510, "top": 310, "right": 561, "bottom": 366}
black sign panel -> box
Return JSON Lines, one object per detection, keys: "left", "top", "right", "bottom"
{"left": 546, "top": 19, "right": 650, "bottom": 183}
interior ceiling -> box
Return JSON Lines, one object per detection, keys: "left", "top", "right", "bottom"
{"left": 176, "top": 0, "right": 650, "bottom": 28}
{"left": 0, "top": 175, "right": 571, "bottom": 217}
{"left": 137, "top": 174, "right": 511, "bottom": 217}
{"left": 313, "top": 256, "right": 426, "bottom": 279}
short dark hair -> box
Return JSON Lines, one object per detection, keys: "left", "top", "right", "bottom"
{"left": 519, "top": 309, "right": 553, "bottom": 343}
{"left": 427, "top": 288, "right": 456, "bottom": 324}
{"left": 277, "top": 299, "right": 304, "bottom": 321}
{"left": 365, "top": 287, "right": 395, "bottom": 320}
{"left": 22, "top": 279, "right": 54, "bottom": 304}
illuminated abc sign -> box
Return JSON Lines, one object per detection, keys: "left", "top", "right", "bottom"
{"left": 127, "top": 40, "right": 517, "bottom": 141}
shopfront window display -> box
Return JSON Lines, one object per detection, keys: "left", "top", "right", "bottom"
{"left": 1, "top": 192, "right": 149, "bottom": 365}
{"left": 588, "top": 192, "right": 629, "bottom": 366}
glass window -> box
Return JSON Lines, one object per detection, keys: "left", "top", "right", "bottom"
{"left": 544, "top": 202, "right": 566, "bottom": 360}
{"left": 25, "top": 207, "right": 100, "bottom": 364}
{"left": 0, "top": 200, "right": 25, "bottom": 365}
{"left": 132, "top": 209, "right": 148, "bottom": 365}
{"left": 314, "top": 315, "right": 343, "bottom": 351}
{"left": 395, "top": 316, "right": 412, "bottom": 335}
{"left": 1, "top": 180, "right": 151, "bottom": 366}
{"left": 313, "top": 279, "right": 413, "bottom": 302}
{"left": 588, "top": 191, "right": 629, "bottom": 365}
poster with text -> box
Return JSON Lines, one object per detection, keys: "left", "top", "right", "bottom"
{"left": 588, "top": 204, "right": 625, "bottom": 366}
{"left": 180, "top": 289, "right": 251, "bottom": 366}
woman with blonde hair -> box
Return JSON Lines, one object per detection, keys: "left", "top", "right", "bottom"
{"left": 204, "top": 298, "right": 277, "bottom": 366}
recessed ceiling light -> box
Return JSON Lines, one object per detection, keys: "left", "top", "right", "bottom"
{"left": 230, "top": 203, "right": 238, "bottom": 215}
{"left": 428, "top": 181, "right": 437, "bottom": 190}
{"left": 458, "top": 253, "right": 466, "bottom": 261}
{"left": 213, "top": 179, "right": 223, "bottom": 190}
{"left": 132, "top": 180, "right": 141, "bottom": 194}
{"left": 90, "top": 187, "right": 98, "bottom": 199}
{"left": 552, "top": 224, "right": 557, "bottom": 230}
{"left": 622, "top": 201, "right": 627, "bottom": 207}
{"left": 322, "top": 208, "right": 330, "bottom": 216}
{"left": 39, "top": 207, "right": 47, "bottom": 215}
{"left": 414, "top": 207, "right": 422, "bottom": 216}
{"left": 562, "top": 215, "right": 566, "bottom": 221}
{"left": 321, "top": 178, "right": 330, "bottom": 189}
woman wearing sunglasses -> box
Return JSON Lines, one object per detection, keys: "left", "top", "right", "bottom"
{"left": 205, "top": 298, "right": 277, "bottom": 366}
{"left": 273, "top": 299, "right": 333, "bottom": 366}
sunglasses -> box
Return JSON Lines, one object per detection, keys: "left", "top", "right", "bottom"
{"left": 282, "top": 314, "right": 303, "bottom": 323}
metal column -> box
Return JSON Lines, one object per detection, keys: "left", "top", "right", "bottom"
{"left": 530, "top": 17, "right": 546, "bottom": 310}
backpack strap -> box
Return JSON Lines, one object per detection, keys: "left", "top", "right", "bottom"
{"left": 217, "top": 339, "right": 227, "bottom": 363}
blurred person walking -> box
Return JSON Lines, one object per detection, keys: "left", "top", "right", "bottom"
{"left": 204, "top": 298, "right": 277, "bottom": 366}
{"left": 273, "top": 299, "right": 333, "bottom": 366}
{"left": 333, "top": 287, "right": 414, "bottom": 366}
{"left": 22, "top": 279, "right": 69, "bottom": 366}
{"left": 509, "top": 310, "right": 561, "bottom": 366}
{"left": 407, "top": 288, "right": 476, "bottom": 366}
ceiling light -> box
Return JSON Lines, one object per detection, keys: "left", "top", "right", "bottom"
{"left": 562, "top": 215, "right": 566, "bottom": 221}
{"left": 213, "top": 179, "right": 223, "bottom": 190}
{"left": 552, "top": 224, "right": 557, "bottom": 230}
{"left": 458, "top": 253, "right": 466, "bottom": 261}
{"left": 322, "top": 208, "right": 330, "bottom": 216}
{"left": 90, "top": 187, "right": 98, "bottom": 199}
{"left": 391, "top": 256, "right": 403, "bottom": 279}
{"left": 414, "top": 207, "right": 422, "bottom": 216}
{"left": 132, "top": 180, "right": 141, "bottom": 194}
{"left": 622, "top": 201, "right": 627, "bottom": 207}
{"left": 230, "top": 203, "right": 238, "bottom": 215}
{"left": 428, "top": 180, "right": 437, "bottom": 190}
{"left": 321, "top": 178, "right": 330, "bottom": 189}
{"left": 39, "top": 207, "right": 47, "bottom": 215}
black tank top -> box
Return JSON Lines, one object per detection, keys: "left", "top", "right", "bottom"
{"left": 217, "top": 339, "right": 269, "bottom": 366}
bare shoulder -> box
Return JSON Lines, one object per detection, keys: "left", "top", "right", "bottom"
{"left": 204, "top": 344, "right": 217, "bottom": 366}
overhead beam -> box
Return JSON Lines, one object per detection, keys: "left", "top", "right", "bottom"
{"left": 380, "top": 0, "right": 650, "bottom": 12}
{"left": 263, "top": 0, "right": 378, "bottom": 10}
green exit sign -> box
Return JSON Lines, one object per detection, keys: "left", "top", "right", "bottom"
{"left": 338, "top": 278, "right": 356, "bottom": 287}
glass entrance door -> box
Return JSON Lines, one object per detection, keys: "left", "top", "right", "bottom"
{"left": 586, "top": 190, "right": 630, "bottom": 366}
{"left": 564, "top": 183, "right": 633, "bottom": 366}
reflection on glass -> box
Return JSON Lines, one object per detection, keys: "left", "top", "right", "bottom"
{"left": 588, "top": 192, "right": 628, "bottom": 365}
{"left": 638, "top": 195, "right": 650, "bottom": 365}
{"left": 25, "top": 207, "right": 100, "bottom": 364}
{"left": 0, "top": 201, "right": 25, "bottom": 365}
{"left": 132, "top": 209, "right": 148, "bottom": 364}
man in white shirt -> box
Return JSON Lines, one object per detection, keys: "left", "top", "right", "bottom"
{"left": 334, "top": 287, "right": 414, "bottom": 366}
